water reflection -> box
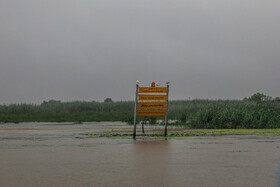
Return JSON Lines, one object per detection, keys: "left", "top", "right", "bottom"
{"left": 132, "top": 139, "right": 170, "bottom": 185}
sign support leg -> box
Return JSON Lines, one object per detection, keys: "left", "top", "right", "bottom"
{"left": 133, "top": 83, "right": 139, "bottom": 139}
{"left": 141, "top": 117, "right": 146, "bottom": 134}
{"left": 164, "top": 84, "right": 169, "bottom": 137}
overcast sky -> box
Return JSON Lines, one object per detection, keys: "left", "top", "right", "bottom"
{"left": 0, "top": 0, "right": 280, "bottom": 104}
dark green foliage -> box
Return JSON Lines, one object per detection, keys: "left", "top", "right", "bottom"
{"left": 190, "top": 101, "right": 280, "bottom": 129}
{"left": 122, "top": 114, "right": 134, "bottom": 125}
{"left": 0, "top": 100, "right": 133, "bottom": 123}
{"left": 104, "top": 98, "right": 114, "bottom": 103}
{"left": 243, "top": 93, "right": 272, "bottom": 102}
{"left": 180, "top": 113, "right": 187, "bottom": 123}
{"left": 0, "top": 97, "right": 280, "bottom": 129}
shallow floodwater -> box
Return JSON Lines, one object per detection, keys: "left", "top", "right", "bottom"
{"left": 0, "top": 122, "right": 280, "bottom": 186}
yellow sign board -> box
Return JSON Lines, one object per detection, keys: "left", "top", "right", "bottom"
{"left": 137, "top": 110, "right": 166, "bottom": 116}
{"left": 139, "top": 87, "right": 167, "bottom": 93}
{"left": 139, "top": 95, "right": 167, "bottom": 101}
{"left": 138, "top": 102, "right": 166, "bottom": 109}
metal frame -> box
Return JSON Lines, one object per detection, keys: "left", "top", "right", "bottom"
{"left": 133, "top": 81, "right": 169, "bottom": 139}
{"left": 133, "top": 83, "right": 139, "bottom": 139}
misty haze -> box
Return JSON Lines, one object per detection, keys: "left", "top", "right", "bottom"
{"left": 1, "top": 0, "right": 280, "bottom": 104}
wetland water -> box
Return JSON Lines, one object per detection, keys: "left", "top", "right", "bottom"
{"left": 0, "top": 122, "right": 280, "bottom": 187}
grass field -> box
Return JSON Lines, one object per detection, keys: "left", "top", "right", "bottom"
{"left": 1, "top": 98, "right": 280, "bottom": 129}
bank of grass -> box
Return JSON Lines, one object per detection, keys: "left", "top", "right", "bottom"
{"left": 85, "top": 129, "right": 280, "bottom": 138}
{"left": 0, "top": 112, "right": 125, "bottom": 123}
{"left": 0, "top": 99, "right": 280, "bottom": 129}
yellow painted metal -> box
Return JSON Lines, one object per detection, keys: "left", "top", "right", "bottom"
{"left": 138, "top": 95, "right": 167, "bottom": 101}
{"left": 139, "top": 87, "right": 167, "bottom": 93}
{"left": 138, "top": 102, "right": 166, "bottom": 109}
{"left": 137, "top": 110, "right": 166, "bottom": 116}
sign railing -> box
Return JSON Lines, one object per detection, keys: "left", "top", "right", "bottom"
{"left": 133, "top": 81, "right": 169, "bottom": 139}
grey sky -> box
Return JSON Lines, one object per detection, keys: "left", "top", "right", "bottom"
{"left": 1, "top": 0, "right": 280, "bottom": 104}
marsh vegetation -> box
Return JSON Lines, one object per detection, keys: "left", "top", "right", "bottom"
{"left": 0, "top": 93, "right": 280, "bottom": 129}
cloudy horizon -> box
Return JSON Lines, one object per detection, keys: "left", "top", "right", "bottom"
{"left": 1, "top": 0, "right": 280, "bottom": 104}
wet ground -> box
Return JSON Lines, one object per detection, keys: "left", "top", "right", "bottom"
{"left": 0, "top": 122, "right": 280, "bottom": 187}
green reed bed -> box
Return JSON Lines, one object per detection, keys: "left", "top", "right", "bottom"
{"left": 1, "top": 98, "right": 280, "bottom": 129}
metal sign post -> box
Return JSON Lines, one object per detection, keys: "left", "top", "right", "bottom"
{"left": 133, "top": 81, "right": 139, "bottom": 139}
{"left": 164, "top": 83, "right": 169, "bottom": 136}
{"left": 133, "top": 81, "right": 169, "bottom": 139}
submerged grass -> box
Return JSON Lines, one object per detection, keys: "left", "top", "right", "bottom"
{"left": 85, "top": 129, "right": 280, "bottom": 138}
{"left": 0, "top": 126, "right": 39, "bottom": 130}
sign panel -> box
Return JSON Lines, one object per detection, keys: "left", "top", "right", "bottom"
{"left": 139, "top": 95, "right": 167, "bottom": 101}
{"left": 137, "top": 110, "right": 166, "bottom": 116}
{"left": 139, "top": 87, "right": 167, "bottom": 93}
{"left": 138, "top": 102, "right": 166, "bottom": 109}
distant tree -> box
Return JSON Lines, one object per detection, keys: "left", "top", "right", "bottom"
{"left": 245, "top": 93, "right": 272, "bottom": 102}
{"left": 104, "top": 98, "right": 113, "bottom": 103}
